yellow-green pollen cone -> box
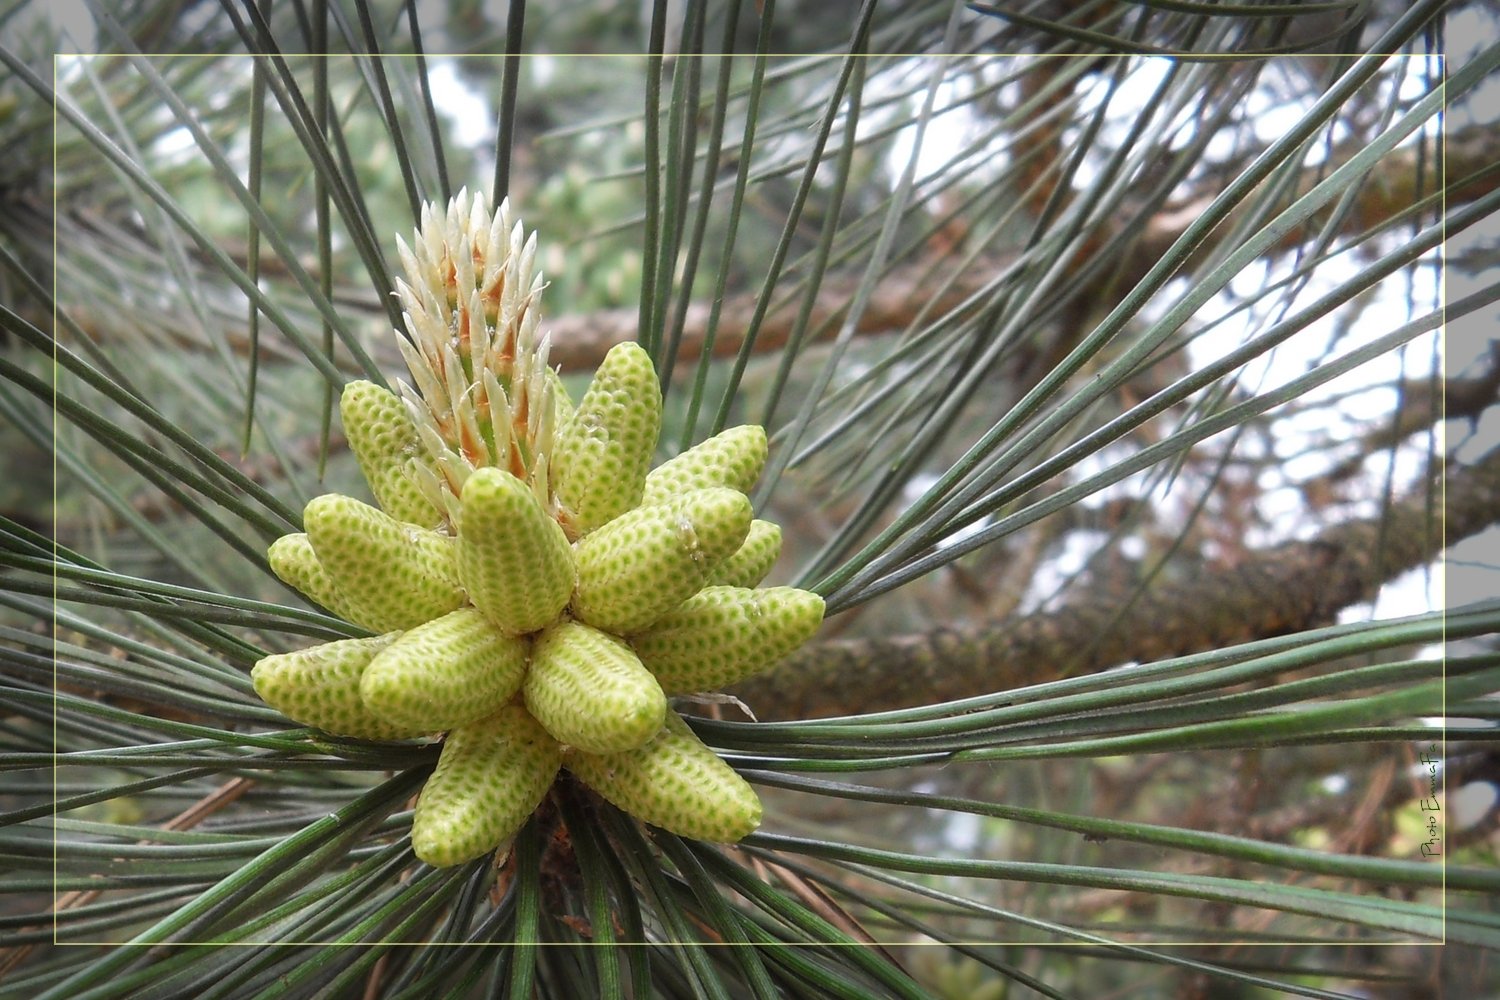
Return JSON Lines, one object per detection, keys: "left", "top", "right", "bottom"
{"left": 252, "top": 190, "right": 824, "bottom": 866}
{"left": 340, "top": 379, "right": 443, "bottom": 528}
{"left": 565, "top": 711, "right": 762, "bottom": 844}
{"left": 412, "top": 705, "right": 562, "bottom": 868}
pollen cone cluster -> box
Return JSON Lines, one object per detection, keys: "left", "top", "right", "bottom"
{"left": 252, "top": 191, "right": 824, "bottom": 868}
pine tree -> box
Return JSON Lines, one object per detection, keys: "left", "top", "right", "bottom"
{"left": 2, "top": 2, "right": 1497, "bottom": 996}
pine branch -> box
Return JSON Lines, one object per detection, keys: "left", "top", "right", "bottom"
{"left": 33, "top": 124, "right": 1495, "bottom": 378}
{"left": 390, "top": 123, "right": 1496, "bottom": 373}
{"left": 734, "top": 444, "right": 1497, "bottom": 720}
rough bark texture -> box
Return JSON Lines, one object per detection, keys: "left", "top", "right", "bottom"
{"left": 732, "top": 446, "right": 1500, "bottom": 720}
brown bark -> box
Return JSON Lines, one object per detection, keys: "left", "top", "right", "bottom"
{"left": 503, "top": 261, "right": 988, "bottom": 373}
{"left": 732, "top": 445, "right": 1500, "bottom": 720}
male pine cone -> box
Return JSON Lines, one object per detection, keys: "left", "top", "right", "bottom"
{"left": 251, "top": 193, "right": 825, "bottom": 868}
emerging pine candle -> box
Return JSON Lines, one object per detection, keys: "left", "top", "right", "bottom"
{"left": 253, "top": 190, "right": 824, "bottom": 867}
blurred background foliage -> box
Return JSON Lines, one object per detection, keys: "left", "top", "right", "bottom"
{"left": 2, "top": 0, "right": 1499, "bottom": 997}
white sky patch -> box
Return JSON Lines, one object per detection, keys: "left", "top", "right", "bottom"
{"left": 532, "top": 53, "right": 556, "bottom": 88}
{"left": 901, "top": 473, "right": 993, "bottom": 551}
{"left": 902, "top": 473, "right": 939, "bottom": 505}
{"left": 1063, "top": 444, "right": 1165, "bottom": 511}
{"left": 879, "top": 60, "right": 1012, "bottom": 190}
{"left": 427, "top": 58, "right": 493, "bottom": 150}
{"left": 1351, "top": 561, "right": 1441, "bottom": 623}
{"left": 887, "top": 95, "right": 980, "bottom": 187}
{"left": 53, "top": 53, "right": 83, "bottom": 87}
{"left": 935, "top": 518, "right": 992, "bottom": 551}
{"left": 1010, "top": 181, "right": 1447, "bottom": 609}
{"left": 1452, "top": 782, "right": 1499, "bottom": 831}
{"left": 1190, "top": 245, "right": 1440, "bottom": 392}
{"left": 1070, "top": 58, "right": 1252, "bottom": 183}
{"left": 1024, "top": 530, "right": 1113, "bottom": 612}
{"left": 1251, "top": 484, "right": 1314, "bottom": 545}
{"left": 1240, "top": 86, "right": 1315, "bottom": 158}
{"left": 942, "top": 811, "right": 983, "bottom": 853}
{"left": 1179, "top": 230, "right": 1442, "bottom": 544}
{"left": 151, "top": 124, "right": 197, "bottom": 164}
